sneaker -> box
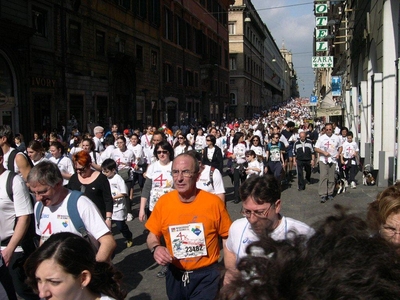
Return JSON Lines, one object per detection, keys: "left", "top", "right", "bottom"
{"left": 157, "top": 266, "right": 168, "bottom": 278}
{"left": 126, "top": 239, "right": 133, "bottom": 248}
{"left": 320, "top": 196, "right": 327, "bottom": 203}
{"left": 126, "top": 213, "right": 133, "bottom": 222}
{"left": 328, "top": 195, "right": 334, "bottom": 201}
{"left": 351, "top": 181, "right": 356, "bottom": 189}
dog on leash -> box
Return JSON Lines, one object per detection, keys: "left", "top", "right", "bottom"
{"left": 336, "top": 178, "right": 348, "bottom": 194}
{"left": 335, "top": 171, "right": 348, "bottom": 194}
{"left": 362, "top": 164, "right": 375, "bottom": 186}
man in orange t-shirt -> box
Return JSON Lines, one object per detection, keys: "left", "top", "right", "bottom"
{"left": 146, "top": 153, "right": 232, "bottom": 300}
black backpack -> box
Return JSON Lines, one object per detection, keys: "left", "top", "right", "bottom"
{"left": 7, "top": 149, "right": 34, "bottom": 172}
{"left": 5, "top": 171, "right": 39, "bottom": 255}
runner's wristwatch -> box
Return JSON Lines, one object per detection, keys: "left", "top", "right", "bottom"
{"left": 151, "top": 245, "right": 160, "bottom": 254}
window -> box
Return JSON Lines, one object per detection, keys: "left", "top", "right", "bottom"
{"left": 229, "top": 57, "right": 237, "bottom": 70}
{"left": 151, "top": 51, "right": 158, "bottom": 72}
{"left": 96, "top": 31, "right": 105, "bottom": 56}
{"left": 136, "top": 45, "right": 143, "bottom": 67}
{"left": 32, "top": 7, "right": 47, "bottom": 37}
{"left": 228, "top": 22, "right": 236, "bottom": 35}
{"left": 69, "top": 21, "right": 81, "bottom": 49}
{"left": 164, "top": 8, "right": 173, "bottom": 41}
{"left": 177, "top": 67, "right": 183, "bottom": 85}
{"left": 118, "top": 39, "right": 125, "bottom": 53}
{"left": 230, "top": 93, "right": 237, "bottom": 105}
{"left": 134, "top": 0, "right": 147, "bottom": 18}
{"left": 119, "top": 0, "right": 131, "bottom": 10}
{"left": 164, "top": 63, "right": 173, "bottom": 83}
{"left": 148, "top": 0, "right": 161, "bottom": 26}
{"left": 194, "top": 72, "right": 199, "bottom": 87}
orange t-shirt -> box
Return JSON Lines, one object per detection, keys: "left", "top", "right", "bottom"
{"left": 146, "top": 189, "right": 232, "bottom": 271}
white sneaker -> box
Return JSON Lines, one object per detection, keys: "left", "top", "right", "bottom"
{"left": 351, "top": 181, "right": 356, "bottom": 189}
{"left": 126, "top": 213, "right": 133, "bottom": 221}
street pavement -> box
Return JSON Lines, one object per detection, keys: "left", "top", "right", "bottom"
{"left": 112, "top": 169, "right": 385, "bottom": 300}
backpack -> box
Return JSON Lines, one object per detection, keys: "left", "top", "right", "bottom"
{"left": 5, "top": 171, "right": 38, "bottom": 255}
{"left": 35, "top": 190, "right": 89, "bottom": 239}
{"left": 7, "top": 149, "right": 33, "bottom": 173}
{"left": 208, "top": 166, "right": 215, "bottom": 190}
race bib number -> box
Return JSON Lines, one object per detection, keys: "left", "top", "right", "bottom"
{"left": 169, "top": 223, "right": 207, "bottom": 259}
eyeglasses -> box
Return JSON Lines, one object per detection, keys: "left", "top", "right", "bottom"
{"left": 240, "top": 204, "right": 274, "bottom": 219}
{"left": 325, "top": 128, "right": 333, "bottom": 131}
{"left": 75, "top": 166, "right": 86, "bottom": 172}
{"left": 381, "top": 225, "right": 400, "bottom": 237}
{"left": 157, "top": 150, "right": 169, "bottom": 155}
{"left": 171, "top": 170, "right": 195, "bottom": 178}
{"left": 30, "top": 187, "right": 51, "bottom": 197}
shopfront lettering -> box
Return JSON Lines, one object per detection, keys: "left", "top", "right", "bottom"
{"left": 31, "top": 77, "right": 57, "bottom": 88}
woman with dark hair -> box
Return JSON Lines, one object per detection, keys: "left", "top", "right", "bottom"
{"left": 24, "top": 232, "right": 126, "bottom": 300}
{"left": 229, "top": 132, "right": 247, "bottom": 203}
{"left": 202, "top": 134, "right": 223, "bottom": 173}
{"left": 111, "top": 135, "right": 135, "bottom": 221}
{"left": 48, "top": 141, "right": 75, "bottom": 186}
{"left": 26, "top": 140, "right": 47, "bottom": 165}
{"left": 173, "top": 133, "right": 192, "bottom": 156}
{"left": 139, "top": 140, "right": 174, "bottom": 222}
{"left": 139, "top": 140, "right": 174, "bottom": 278}
{"left": 81, "top": 138, "right": 102, "bottom": 171}
{"left": 194, "top": 127, "right": 206, "bottom": 153}
{"left": 67, "top": 151, "right": 113, "bottom": 226}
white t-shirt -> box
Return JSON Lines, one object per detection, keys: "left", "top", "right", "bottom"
{"left": 246, "top": 160, "right": 263, "bottom": 178}
{"left": 107, "top": 174, "right": 127, "bottom": 221}
{"left": 196, "top": 165, "right": 225, "bottom": 195}
{"left": 100, "top": 145, "right": 116, "bottom": 161}
{"left": 226, "top": 216, "right": 315, "bottom": 261}
{"left": 315, "top": 133, "right": 342, "bottom": 163}
{"left": 111, "top": 148, "right": 135, "bottom": 171}
{"left": 0, "top": 170, "right": 33, "bottom": 251}
{"left": 35, "top": 192, "right": 110, "bottom": 246}
{"left": 174, "top": 145, "right": 192, "bottom": 157}
{"left": 49, "top": 156, "right": 75, "bottom": 186}
{"left": 342, "top": 141, "right": 359, "bottom": 161}
{"left": 146, "top": 160, "right": 173, "bottom": 211}
{"left": 194, "top": 135, "right": 206, "bottom": 152}
{"left": 128, "top": 143, "right": 146, "bottom": 173}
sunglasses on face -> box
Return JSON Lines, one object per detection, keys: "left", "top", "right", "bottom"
{"left": 157, "top": 150, "right": 169, "bottom": 154}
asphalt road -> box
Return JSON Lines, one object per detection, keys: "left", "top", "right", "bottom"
{"left": 112, "top": 170, "right": 384, "bottom": 300}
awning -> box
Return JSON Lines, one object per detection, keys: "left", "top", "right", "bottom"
{"left": 316, "top": 107, "right": 342, "bottom": 117}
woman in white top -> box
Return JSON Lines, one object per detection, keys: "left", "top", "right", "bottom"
{"left": 194, "top": 127, "right": 207, "bottom": 153}
{"left": 24, "top": 232, "right": 126, "bottom": 300}
{"left": 48, "top": 141, "right": 75, "bottom": 186}
{"left": 186, "top": 127, "right": 195, "bottom": 146}
{"left": 139, "top": 140, "right": 174, "bottom": 222}
{"left": 230, "top": 132, "right": 247, "bottom": 203}
{"left": 249, "top": 135, "right": 266, "bottom": 175}
{"left": 26, "top": 140, "right": 48, "bottom": 166}
{"left": 215, "top": 129, "right": 227, "bottom": 155}
{"left": 173, "top": 133, "right": 192, "bottom": 157}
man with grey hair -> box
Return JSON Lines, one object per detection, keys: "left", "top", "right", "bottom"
{"left": 27, "top": 161, "right": 116, "bottom": 262}
{"left": 93, "top": 125, "right": 105, "bottom": 152}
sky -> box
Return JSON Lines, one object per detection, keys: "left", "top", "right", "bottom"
{"left": 252, "top": 0, "right": 315, "bottom": 97}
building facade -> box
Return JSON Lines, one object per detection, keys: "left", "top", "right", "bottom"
{"left": 228, "top": 0, "right": 295, "bottom": 120}
{"left": 0, "top": 0, "right": 234, "bottom": 139}
{"left": 314, "top": 0, "right": 400, "bottom": 186}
